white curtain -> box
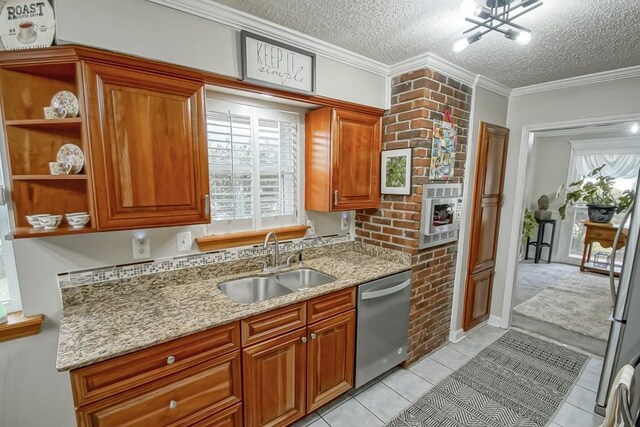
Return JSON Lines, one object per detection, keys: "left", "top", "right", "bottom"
{"left": 573, "top": 153, "right": 640, "bottom": 181}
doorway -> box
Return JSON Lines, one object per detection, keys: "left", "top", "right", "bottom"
{"left": 509, "top": 121, "right": 640, "bottom": 355}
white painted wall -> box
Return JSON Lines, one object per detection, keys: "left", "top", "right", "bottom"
{"left": 492, "top": 76, "right": 640, "bottom": 327}
{"left": 53, "top": 0, "right": 388, "bottom": 109}
{"left": 450, "top": 86, "right": 509, "bottom": 339}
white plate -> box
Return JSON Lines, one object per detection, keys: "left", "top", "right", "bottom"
{"left": 56, "top": 144, "right": 84, "bottom": 174}
{"left": 51, "top": 91, "right": 80, "bottom": 118}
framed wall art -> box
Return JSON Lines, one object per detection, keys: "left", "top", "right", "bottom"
{"left": 381, "top": 148, "right": 412, "bottom": 195}
{"left": 429, "top": 119, "right": 457, "bottom": 180}
{"left": 241, "top": 31, "right": 315, "bottom": 94}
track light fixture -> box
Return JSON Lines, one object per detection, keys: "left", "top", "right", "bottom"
{"left": 454, "top": 0, "right": 542, "bottom": 52}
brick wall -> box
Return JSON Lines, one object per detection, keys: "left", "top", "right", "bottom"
{"left": 355, "top": 68, "right": 472, "bottom": 365}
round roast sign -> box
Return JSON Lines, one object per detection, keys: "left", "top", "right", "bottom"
{"left": 0, "top": 0, "right": 55, "bottom": 50}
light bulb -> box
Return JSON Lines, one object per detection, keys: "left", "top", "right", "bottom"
{"left": 460, "top": 0, "right": 479, "bottom": 15}
{"left": 453, "top": 38, "right": 470, "bottom": 53}
{"left": 632, "top": 123, "right": 639, "bottom": 134}
{"left": 516, "top": 30, "right": 532, "bottom": 45}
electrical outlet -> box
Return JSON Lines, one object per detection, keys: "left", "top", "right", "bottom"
{"left": 340, "top": 213, "right": 349, "bottom": 232}
{"left": 176, "top": 231, "right": 192, "bottom": 252}
{"left": 132, "top": 237, "right": 151, "bottom": 259}
{"left": 306, "top": 220, "right": 316, "bottom": 236}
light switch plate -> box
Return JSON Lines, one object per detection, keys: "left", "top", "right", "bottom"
{"left": 132, "top": 237, "right": 151, "bottom": 259}
{"left": 176, "top": 231, "right": 192, "bottom": 252}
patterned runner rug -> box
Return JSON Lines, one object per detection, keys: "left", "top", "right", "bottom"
{"left": 387, "top": 330, "right": 588, "bottom": 427}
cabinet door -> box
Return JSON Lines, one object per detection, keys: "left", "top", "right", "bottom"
{"left": 307, "top": 310, "right": 355, "bottom": 412}
{"left": 84, "top": 62, "right": 209, "bottom": 230}
{"left": 243, "top": 328, "right": 307, "bottom": 427}
{"left": 331, "top": 109, "right": 381, "bottom": 210}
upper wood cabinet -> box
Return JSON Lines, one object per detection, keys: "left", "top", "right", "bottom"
{"left": 305, "top": 108, "right": 381, "bottom": 211}
{"left": 83, "top": 62, "right": 210, "bottom": 230}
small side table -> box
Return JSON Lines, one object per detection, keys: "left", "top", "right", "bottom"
{"left": 581, "top": 221, "right": 627, "bottom": 276}
{"left": 525, "top": 219, "right": 557, "bottom": 263}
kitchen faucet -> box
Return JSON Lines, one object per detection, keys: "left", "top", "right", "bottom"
{"left": 260, "top": 231, "right": 299, "bottom": 273}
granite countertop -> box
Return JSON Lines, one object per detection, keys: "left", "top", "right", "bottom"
{"left": 57, "top": 247, "right": 410, "bottom": 371}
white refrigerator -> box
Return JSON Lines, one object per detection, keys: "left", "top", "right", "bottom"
{"left": 596, "top": 175, "right": 640, "bottom": 416}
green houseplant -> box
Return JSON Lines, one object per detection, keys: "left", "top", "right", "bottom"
{"left": 559, "top": 164, "right": 635, "bottom": 223}
{"left": 522, "top": 209, "right": 536, "bottom": 245}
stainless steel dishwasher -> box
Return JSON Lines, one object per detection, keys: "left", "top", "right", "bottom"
{"left": 355, "top": 270, "right": 412, "bottom": 388}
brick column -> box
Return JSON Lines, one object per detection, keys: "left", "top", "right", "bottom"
{"left": 355, "top": 68, "right": 472, "bottom": 365}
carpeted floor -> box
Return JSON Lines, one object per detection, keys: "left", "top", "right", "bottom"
{"left": 386, "top": 330, "right": 589, "bottom": 427}
{"left": 512, "top": 270, "right": 612, "bottom": 355}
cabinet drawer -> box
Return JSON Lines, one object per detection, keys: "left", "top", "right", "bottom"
{"left": 188, "top": 403, "right": 242, "bottom": 427}
{"left": 307, "top": 288, "right": 356, "bottom": 324}
{"left": 241, "top": 302, "right": 306, "bottom": 346}
{"left": 71, "top": 322, "right": 240, "bottom": 407}
{"left": 76, "top": 350, "right": 242, "bottom": 427}
{"left": 588, "top": 229, "right": 613, "bottom": 240}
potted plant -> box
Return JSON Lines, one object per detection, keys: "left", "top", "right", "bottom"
{"left": 559, "top": 164, "right": 635, "bottom": 223}
{"left": 522, "top": 209, "right": 536, "bottom": 245}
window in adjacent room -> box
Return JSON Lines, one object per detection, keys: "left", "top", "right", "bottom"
{"left": 206, "top": 97, "right": 301, "bottom": 234}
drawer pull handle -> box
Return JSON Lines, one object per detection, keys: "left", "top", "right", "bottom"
{"left": 169, "top": 400, "right": 178, "bottom": 409}
{"left": 166, "top": 356, "right": 176, "bottom": 365}
{"left": 301, "top": 337, "right": 308, "bottom": 343}
{"left": 310, "top": 333, "right": 317, "bottom": 339}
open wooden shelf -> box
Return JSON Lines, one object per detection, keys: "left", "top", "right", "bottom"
{"left": 5, "top": 118, "right": 83, "bottom": 129}
{"left": 12, "top": 174, "right": 88, "bottom": 181}
{"left": 9, "top": 225, "right": 96, "bottom": 239}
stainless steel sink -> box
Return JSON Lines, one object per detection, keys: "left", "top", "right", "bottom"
{"left": 217, "top": 277, "right": 293, "bottom": 304}
{"left": 275, "top": 268, "right": 336, "bottom": 291}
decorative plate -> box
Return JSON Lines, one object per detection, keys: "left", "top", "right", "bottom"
{"left": 51, "top": 91, "right": 80, "bottom": 118}
{"left": 0, "top": 0, "right": 56, "bottom": 51}
{"left": 56, "top": 144, "right": 84, "bottom": 174}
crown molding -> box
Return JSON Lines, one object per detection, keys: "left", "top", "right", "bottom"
{"left": 389, "top": 52, "right": 512, "bottom": 97}
{"left": 511, "top": 65, "right": 640, "bottom": 97}
{"left": 146, "top": 0, "right": 389, "bottom": 76}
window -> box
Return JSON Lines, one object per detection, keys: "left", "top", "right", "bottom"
{"left": 558, "top": 138, "right": 640, "bottom": 264}
{"left": 206, "top": 98, "right": 300, "bottom": 234}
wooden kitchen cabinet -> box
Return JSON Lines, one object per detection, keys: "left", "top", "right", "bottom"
{"left": 305, "top": 108, "right": 381, "bottom": 211}
{"left": 307, "top": 309, "right": 355, "bottom": 412}
{"left": 83, "top": 62, "right": 210, "bottom": 230}
{"left": 242, "top": 328, "right": 307, "bottom": 427}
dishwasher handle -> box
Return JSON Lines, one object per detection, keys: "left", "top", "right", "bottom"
{"left": 361, "top": 279, "right": 411, "bottom": 300}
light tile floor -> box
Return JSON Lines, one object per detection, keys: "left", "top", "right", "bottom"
{"left": 293, "top": 325, "right": 605, "bottom": 427}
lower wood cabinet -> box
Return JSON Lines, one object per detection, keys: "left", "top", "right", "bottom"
{"left": 242, "top": 328, "right": 307, "bottom": 427}
{"left": 307, "top": 310, "right": 356, "bottom": 412}
{"left": 76, "top": 350, "right": 242, "bottom": 427}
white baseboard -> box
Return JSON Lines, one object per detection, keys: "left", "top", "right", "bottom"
{"left": 449, "top": 328, "right": 466, "bottom": 343}
{"left": 487, "top": 315, "right": 505, "bottom": 328}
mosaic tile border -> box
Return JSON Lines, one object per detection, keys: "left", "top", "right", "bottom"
{"left": 57, "top": 234, "right": 352, "bottom": 289}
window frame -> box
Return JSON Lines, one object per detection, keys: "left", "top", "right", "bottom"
{"left": 205, "top": 96, "right": 303, "bottom": 236}
{"left": 0, "top": 143, "right": 22, "bottom": 313}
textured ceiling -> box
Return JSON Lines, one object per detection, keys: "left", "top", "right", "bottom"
{"left": 212, "top": 0, "right": 640, "bottom": 88}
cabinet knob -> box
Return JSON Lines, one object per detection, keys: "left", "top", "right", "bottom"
{"left": 301, "top": 337, "right": 308, "bottom": 343}
{"left": 204, "top": 195, "right": 210, "bottom": 216}
{"left": 169, "top": 400, "right": 178, "bottom": 409}
{"left": 166, "top": 355, "right": 175, "bottom": 365}
{"left": 310, "top": 333, "right": 317, "bottom": 340}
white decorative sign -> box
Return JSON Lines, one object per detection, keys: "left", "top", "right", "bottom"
{"left": 241, "top": 31, "right": 315, "bottom": 94}
{"left": 0, "top": 0, "right": 55, "bottom": 50}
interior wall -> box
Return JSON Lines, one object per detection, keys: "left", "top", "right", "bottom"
{"left": 449, "top": 86, "right": 509, "bottom": 338}
{"left": 0, "top": 85, "right": 344, "bottom": 427}
{"left": 52, "top": 0, "right": 388, "bottom": 109}
{"left": 492, "top": 76, "right": 640, "bottom": 327}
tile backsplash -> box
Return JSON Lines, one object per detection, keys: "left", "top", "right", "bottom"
{"left": 57, "top": 234, "right": 352, "bottom": 289}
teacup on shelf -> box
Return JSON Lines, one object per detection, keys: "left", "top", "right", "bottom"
{"left": 43, "top": 106, "right": 68, "bottom": 120}
{"left": 39, "top": 215, "right": 63, "bottom": 230}
{"left": 65, "top": 212, "right": 90, "bottom": 229}
{"left": 49, "top": 161, "right": 72, "bottom": 175}
{"left": 25, "top": 214, "right": 51, "bottom": 228}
